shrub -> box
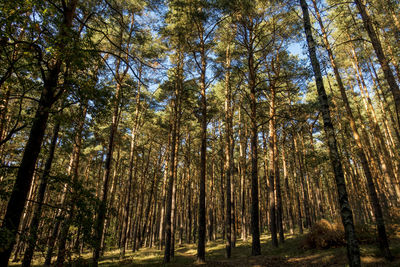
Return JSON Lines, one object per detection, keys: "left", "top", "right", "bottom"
{"left": 302, "top": 219, "right": 398, "bottom": 250}
{"left": 302, "top": 219, "right": 345, "bottom": 249}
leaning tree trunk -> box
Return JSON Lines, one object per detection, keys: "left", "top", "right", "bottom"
{"left": 22, "top": 121, "right": 61, "bottom": 267}
{"left": 1, "top": 56, "right": 56, "bottom": 267}
{"left": 354, "top": 0, "right": 400, "bottom": 128}
{"left": 312, "top": 0, "right": 392, "bottom": 260}
{"left": 300, "top": 0, "right": 361, "bottom": 266}
{"left": 0, "top": 2, "right": 77, "bottom": 265}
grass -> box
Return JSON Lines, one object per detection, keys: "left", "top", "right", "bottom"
{"left": 9, "top": 231, "right": 400, "bottom": 266}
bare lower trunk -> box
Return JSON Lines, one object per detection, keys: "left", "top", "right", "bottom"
{"left": 22, "top": 122, "right": 60, "bottom": 267}
{"left": 311, "top": 0, "right": 392, "bottom": 260}
{"left": 354, "top": 0, "right": 400, "bottom": 128}
{"left": 224, "top": 43, "right": 233, "bottom": 258}
{"left": 300, "top": 1, "right": 360, "bottom": 266}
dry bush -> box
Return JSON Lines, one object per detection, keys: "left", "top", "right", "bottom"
{"left": 302, "top": 219, "right": 398, "bottom": 250}
{"left": 302, "top": 219, "right": 345, "bottom": 249}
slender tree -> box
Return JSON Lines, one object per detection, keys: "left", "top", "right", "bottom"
{"left": 311, "top": 0, "right": 393, "bottom": 260}
{"left": 300, "top": 0, "right": 361, "bottom": 266}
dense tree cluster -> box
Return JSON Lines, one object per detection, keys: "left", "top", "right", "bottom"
{"left": 0, "top": 0, "right": 399, "bottom": 266}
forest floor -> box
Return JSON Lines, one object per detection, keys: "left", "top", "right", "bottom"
{"left": 11, "top": 231, "right": 400, "bottom": 267}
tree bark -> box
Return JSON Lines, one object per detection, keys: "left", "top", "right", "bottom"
{"left": 300, "top": 1, "right": 361, "bottom": 266}
{"left": 248, "top": 23, "right": 261, "bottom": 256}
{"left": 224, "top": 42, "right": 233, "bottom": 258}
{"left": 312, "top": 0, "right": 392, "bottom": 260}
{"left": 120, "top": 74, "right": 142, "bottom": 258}
{"left": 22, "top": 121, "right": 60, "bottom": 267}
{"left": 164, "top": 50, "right": 182, "bottom": 263}
{"left": 0, "top": 2, "right": 78, "bottom": 264}
{"left": 197, "top": 36, "right": 207, "bottom": 263}
{"left": 55, "top": 104, "right": 88, "bottom": 266}
{"left": 1, "top": 58, "right": 54, "bottom": 267}
{"left": 92, "top": 81, "right": 121, "bottom": 266}
{"left": 268, "top": 85, "right": 278, "bottom": 247}
{"left": 354, "top": 0, "right": 400, "bottom": 128}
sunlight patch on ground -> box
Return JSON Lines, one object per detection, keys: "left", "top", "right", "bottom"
{"left": 8, "top": 229, "right": 400, "bottom": 266}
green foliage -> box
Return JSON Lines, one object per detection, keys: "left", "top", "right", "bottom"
{"left": 1, "top": 0, "right": 400, "bottom": 265}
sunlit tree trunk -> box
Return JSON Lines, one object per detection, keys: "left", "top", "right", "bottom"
{"left": 268, "top": 86, "right": 278, "bottom": 247}
{"left": 354, "top": 0, "right": 400, "bottom": 127}
{"left": 224, "top": 42, "right": 233, "bottom": 258}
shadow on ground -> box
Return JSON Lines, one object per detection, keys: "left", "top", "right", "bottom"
{"left": 12, "top": 233, "right": 400, "bottom": 266}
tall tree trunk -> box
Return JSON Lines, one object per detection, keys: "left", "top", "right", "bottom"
{"left": 164, "top": 51, "right": 182, "bottom": 262}
{"left": 0, "top": 2, "right": 78, "bottom": 263}
{"left": 300, "top": 1, "right": 361, "bottom": 266}
{"left": 22, "top": 120, "right": 61, "bottom": 267}
{"left": 312, "top": 0, "right": 393, "bottom": 260}
{"left": 239, "top": 106, "right": 247, "bottom": 241}
{"left": 55, "top": 104, "right": 88, "bottom": 266}
{"left": 219, "top": 129, "right": 225, "bottom": 241}
{"left": 92, "top": 79, "right": 121, "bottom": 265}
{"left": 1, "top": 59, "right": 54, "bottom": 267}
{"left": 197, "top": 38, "right": 207, "bottom": 263}
{"left": 294, "top": 135, "right": 311, "bottom": 229}
{"left": 224, "top": 42, "right": 233, "bottom": 258}
{"left": 141, "top": 150, "right": 163, "bottom": 249}
{"left": 248, "top": 24, "right": 261, "bottom": 256}
{"left": 354, "top": 0, "right": 400, "bottom": 127}
{"left": 120, "top": 75, "right": 142, "bottom": 258}
{"left": 186, "top": 131, "right": 192, "bottom": 244}
{"left": 171, "top": 101, "right": 182, "bottom": 257}
{"left": 158, "top": 148, "right": 169, "bottom": 250}
{"left": 268, "top": 86, "right": 278, "bottom": 247}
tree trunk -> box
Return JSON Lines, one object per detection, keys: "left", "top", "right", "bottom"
{"left": 248, "top": 25, "right": 261, "bottom": 256}
{"left": 120, "top": 76, "right": 142, "bottom": 258}
{"left": 224, "top": 42, "right": 233, "bottom": 258}
{"left": 0, "top": 70, "right": 55, "bottom": 267}
{"left": 239, "top": 106, "right": 247, "bottom": 241}
{"left": 312, "top": 0, "right": 393, "bottom": 260}
{"left": 354, "top": 0, "right": 400, "bottom": 128}
{"left": 164, "top": 49, "right": 182, "bottom": 263}
{"left": 0, "top": 2, "right": 77, "bottom": 263}
{"left": 300, "top": 1, "right": 361, "bottom": 266}
{"left": 55, "top": 103, "right": 88, "bottom": 266}
{"left": 197, "top": 38, "right": 207, "bottom": 263}
{"left": 268, "top": 86, "right": 278, "bottom": 247}
{"left": 92, "top": 80, "right": 121, "bottom": 265}
{"left": 22, "top": 121, "right": 61, "bottom": 267}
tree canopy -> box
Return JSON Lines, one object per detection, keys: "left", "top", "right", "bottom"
{"left": 0, "top": 0, "right": 399, "bottom": 266}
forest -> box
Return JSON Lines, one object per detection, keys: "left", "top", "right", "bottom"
{"left": 0, "top": 0, "right": 400, "bottom": 266}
